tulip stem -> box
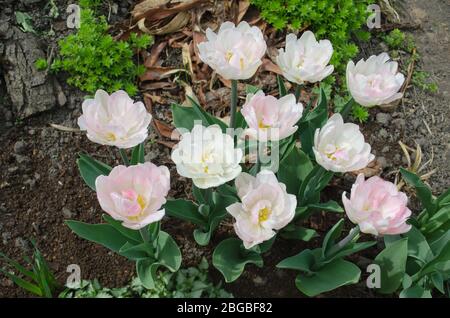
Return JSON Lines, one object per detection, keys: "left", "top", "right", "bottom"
{"left": 327, "top": 225, "right": 360, "bottom": 257}
{"left": 119, "top": 148, "right": 130, "bottom": 166}
{"left": 294, "top": 84, "right": 302, "bottom": 102}
{"left": 230, "top": 80, "right": 238, "bottom": 129}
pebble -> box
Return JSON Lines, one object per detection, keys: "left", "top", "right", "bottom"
{"left": 376, "top": 113, "right": 391, "bottom": 125}
{"left": 392, "top": 118, "right": 406, "bottom": 130}
{"left": 381, "top": 146, "right": 390, "bottom": 153}
{"left": 252, "top": 275, "right": 267, "bottom": 286}
{"left": 377, "top": 156, "right": 388, "bottom": 169}
{"left": 14, "top": 237, "right": 29, "bottom": 252}
{"left": 14, "top": 154, "right": 29, "bottom": 164}
{"left": 13, "top": 140, "right": 26, "bottom": 154}
{"left": 62, "top": 207, "right": 73, "bottom": 218}
{"left": 2, "top": 232, "right": 11, "bottom": 244}
{"left": 378, "top": 128, "right": 389, "bottom": 139}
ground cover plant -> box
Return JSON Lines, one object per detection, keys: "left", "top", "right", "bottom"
{"left": 0, "top": 0, "right": 448, "bottom": 299}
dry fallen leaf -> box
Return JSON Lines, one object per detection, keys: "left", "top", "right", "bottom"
{"left": 237, "top": 0, "right": 250, "bottom": 23}
{"left": 261, "top": 58, "right": 282, "bottom": 75}
{"left": 140, "top": 66, "right": 187, "bottom": 82}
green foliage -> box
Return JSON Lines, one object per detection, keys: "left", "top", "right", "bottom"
{"left": 0, "top": 240, "right": 59, "bottom": 298}
{"left": 251, "top": 0, "right": 373, "bottom": 71}
{"left": 383, "top": 28, "right": 415, "bottom": 52}
{"left": 212, "top": 238, "right": 264, "bottom": 283}
{"left": 351, "top": 104, "right": 370, "bottom": 123}
{"left": 277, "top": 219, "right": 376, "bottom": 296}
{"left": 412, "top": 70, "right": 438, "bottom": 93}
{"left": 52, "top": 8, "right": 153, "bottom": 96}
{"left": 60, "top": 258, "right": 232, "bottom": 298}
{"left": 34, "top": 58, "right": 49, "bottom": 71}
{"left": 383, "top": 29, "right": 406, "bottom": 49}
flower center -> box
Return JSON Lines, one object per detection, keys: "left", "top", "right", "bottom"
{"left": 106, "top": 132, "right": 117, "bottom": 141}
{"left": 137, "top": 194, "right": 146, "bottom": 210}
{"left": 258, "top": 119, "right": 272, "bottom": 129}
{"left": 296, "top": 57, "right": 305, "bottom": 69}
{"left": 258, "top": 207, "right": 271, "bottom": 223}
{"left": 325, "top": 146, "right": 348, "bottom": 162}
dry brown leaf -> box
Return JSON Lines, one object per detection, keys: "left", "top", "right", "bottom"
{"left": 156, "top": 140, "right": 177, "bottom": 149}
{"left": 261, "top": 58, "right": 282, "bottom": 75}
{"left": 132, "top": 0, "right": 170, "bottom": 18}
{"left": 138, "top": 11, "right": 191, "bottom": 35}
{"left": 145, "top": 41, "right": 168, "bottom": 67}
{"left": 140, "top": 66, "right": 187, "bottom": 81}
{"left": 132, "top": 0, "right": 207, "bottom": 23}
{"left": 140, "top": 81, "right": 177, "bottom": 90}
{"left": 181, "top": 42, "right": 194, "bottom": 78}
{"left": 237, "top": 0, "right": 250, "bottom": 23}
{"left": 153, "top": 118, "right": 178, "bottom": 139}
{"left": 351, "top": 159, "right": 382, "bottom": 178}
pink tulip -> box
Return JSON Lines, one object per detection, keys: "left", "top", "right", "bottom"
{"left": 226, "top": 170, "right": 296, "bottom": 248}
{"left": 197, "top": 21, "right": 267, "bottom": 80}
{"left": 78, "top": 89, "right": 152, "bottom": 149}
{"left": 95, "top": 162, "right": 170, "bottom": 230}
{"left": 241, "top": 91, "right": 303, "bottom": 141}
{"left": 346, "top": 53, "right": 405, "bottom": 107}
{"left": 342, "top": 174, "right": 412, "bottom": 236}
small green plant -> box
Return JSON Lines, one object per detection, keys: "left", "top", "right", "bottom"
{"left": 412, "top": 70, "right": 438, "bottom": 94}
{"left": 351, "top": 104, "right": 370, "bottom": 123}
{"left": 60, "top": 258, "right": 232, "bottom": 298}
{"left": 251, "top": 0, "right": 373, "bottom": 72}
{"left": 383, "top": 29, "right": 416, "bottom": 53}
{"left": 52, "top": 7, "right": 153, "bottom": 96}
{"left": 34, "top": 58, "right": 49, "bottom": 71}
{"left": 383, "top": 29, "right": 406, "bottom": 49}
{"left": 0, "top": 240, "right": 59, "bottom": 298}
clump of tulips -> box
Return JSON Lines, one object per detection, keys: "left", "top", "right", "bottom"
{"left": 68, "top": 21, "right": 449, "bottom": 297}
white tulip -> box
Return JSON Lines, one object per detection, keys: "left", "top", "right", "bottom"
{"left": 346, "top": 52, "right": 405, "bottom": 107}
{"left": 226, "top": 170, "right": 296, "bottom": 249}
{"left": 241, "top": 91, "right": 303, "bottom": 142}
{"left": 197, "top": 21, "right": 267, "bottom": 80}
{"left": 78, "top": 89, "right": 151, "bottom": 149}
{"left": 276, "top": 31, "right": 334, "bottom": 84}
{"left": 171, "top": 125, "right": 243, "bottom": 189}
{"left": 313, "top": 114, "right": 374, "bottom": 173}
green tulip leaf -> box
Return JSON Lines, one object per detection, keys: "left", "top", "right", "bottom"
{"left": 374, "top": 238, "right": 408, "bottom": 294}
{"left": 295, "top": 258, "right": 361, "bottom": 297}
{"left": 213, "top": 238, "right": 263, "bottom": 283}
{"left": 77, "top": 153, "right": 111, "bottom": 190}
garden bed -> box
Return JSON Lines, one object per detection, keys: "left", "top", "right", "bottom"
{"left": 0, "top": 0, "right": 448, "bottom": 298}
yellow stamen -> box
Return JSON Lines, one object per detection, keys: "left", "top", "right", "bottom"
{"left": 258, "top": 207, "right": 271, "bottom": 223}
{"left": 258, "top": 120, "right": 271, "bottom": 129}
{"left": 225, "top": 51, "right": 233, "bottom": 62}
{"left": 239, "top": 57, "right": 244, "bottom": 70}
{"left": 204, "top": 166, "right": 209, "bottom": 173}
{"left": 106, "top": 132, "right": 116, "bottom": 141}
{"left": 137, "top": 194, "right": 146, "bottom": 210}
{"left": 127, "top": 195, "right": 146, "bottom": 221}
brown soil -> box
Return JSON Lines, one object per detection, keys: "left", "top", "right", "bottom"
{"left": 0, "top": 0, "right": 448, "bottom": 298}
